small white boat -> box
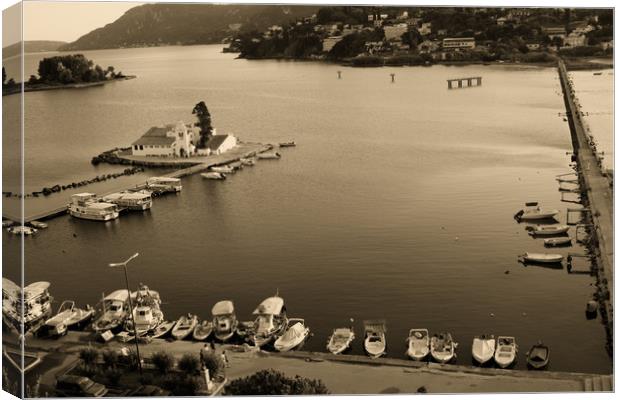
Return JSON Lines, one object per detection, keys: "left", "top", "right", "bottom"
{"left": 210, "top": 165, "right": 235, "bottom": 174}
{"left": 526, "top": 341, "right": 550, "bottom": 370}
{"left": 146, "top": 177, "right": 182, "bottom": 193}
{"left": 68, "top": 193, "right": 119, "bottom": 221}
{"left": 193, "top": 320, "right": 213, "bottom": 341}
{"left": 212, "top": 300, "right": 238, "bottom": 342}
{"left": 274, "top": 318, "right": 310, "bottom": 352}
{"left": 29, "top": 221, "right": 48, "bottom": 229}
{"left": 251, "top": 294, "right": 288, "bottom": 348}
{"left": 327, "top": 326, "right": 355, "bottom": 355}
{"left": 7, "top": 226, "right": 37, "bottom": 235}
{"left": 279, "top": 141, "right": 296, "bottom": 148}
{"left": 363, "top": 320, "right": 387, "bottom": 359}
{"left": 92, "top": 290, "right": 130, "bottom": 333}
{"left": 430, "top": 332, "right": 457, "bottom": 363}
{"left": 257, "top": 151, "right": 281, "bottom": 160}
{"left": 494, "top": 336, "right": 518, "bottom": 368}
{"left": 528, "top": 225, "right": 570, "bottom": 236}
{"left": 126, "top": 285, "right": 164, "bottom": 335}
{"left": 151, "top": 320, "right": 175, "bottom": 339}
{"left": 519, "top": 252, "right": 563, "bottom": 264}
{"left": 241, "top": 158, "right": 256, "bottom": 166}
{"left": 406, "top": 329, "right": 430, "bottom": 361}
{"left": 544, "top": 237, "right": 572, "bottom": 247}
{"left": 201, "top": 172, "right": 226, "bottom": 180}
{"left": 103, "top": 191, "right": 152, "bottom": 211}
{"left": 171, "top": 313, "right": 198, "bottom": 340}
{"left": 472, "top": 334, "right": 495, "bottom": 365}
{"left": 514, "top": 202, "right": 559, "bottom": 222}
{"left": 44, "top": 301, "right": 94, "bottom": 336}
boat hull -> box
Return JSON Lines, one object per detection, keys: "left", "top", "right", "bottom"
{"left": 69, "top": 209, "right": 119, "bottom": 221}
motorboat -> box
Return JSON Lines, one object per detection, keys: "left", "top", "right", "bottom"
{"left": 193, "top": 320, "right": 214, "bottom": 341}
{"left": 518, "top": 252, "right": 563, "bottom": 264}
{"left": 251, "top": 294, "right": 288, "bottom": 347}
{"left": 241, "top": 158, "right": 256, "bottom": 166}
{"left": 29, "top": 221, "right": 48, "bottom": 229}
{"left": 171, "top": 313, "right": 198, "bottom": 340}
{"left": 406, "top": 329, "right": 430, "bottom": 361}
{"left": 472, "top": 334, "right": 495, "bottom": 365}
{"left": 7, "top": 226, "right": 37, "bottom": 235}
{"left": 363, "top": 320, "right": 387, "bottom": 359}
{"left": 210, "top": 165, "right": 235, "bottom": 174}
{"left": 257, "top": 151, "right": 281, "bottom": 160}
{"left": 44, "top": 300, "right": 94, "bottom": 336}
{"left": 201, "top": 172, "right": 226, "bottom": 180}
{"left": 146, "top": 177, "right": 182, "bottom": 193}
{"left": 103, "top": 191, "right": 152, "bottom": 211}
{"left": 430, "top": 332, "right": 457, "bottom": 363}
{"left": 526, "top": 341, "right": 550, "bottom": 369}
{"left": 92, "top": 290, "right": 130, "bottom": 333}
{"left": 212, "top": 300, "right": 238, "bottom": 342}
{"left": 2, "top": 279, "right": 53, "bottom": 335}
{"left": 527, "top": 225, "right": 570, "bottom": 236}
{"left": 68, "top": 193, "right": 119, "bottom": 221}
{"left": 327, "top": 324, "right": 355, "bottom": 355}
{"left": 151, "top": 321, "right": 175, "bottom": 339}
{"left": 274, "top": 318, "right": 310, "bottom": 352}
{"left": 125, "top": 285, "right": 164, "bottom": 335}
{"left": 514, "top": 202, "right": 559, "bottom": 222}
{"left": 494, "top": 336, "right": 518, "bottom": 368}
{"left": 544, "top": 237, "right": 572, "bottom": 247}
{"left": 279, "top": 141, "right": 296, "bottom": 148}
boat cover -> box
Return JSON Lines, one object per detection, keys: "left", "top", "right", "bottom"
{"left": 104, "top": 290, "right": 129, "bottom": 302}
{"left": 253, "top": 296, "right": 285, "bottom": 315}
{"left": 212, "top": 300, "right": 234, "bottom": 316}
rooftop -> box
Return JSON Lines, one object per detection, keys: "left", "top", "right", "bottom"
{"left": 205, "top": 134, "right": 232, "bottom": 151}
{"left": 132, "top": 126, "right": 176, "bottom": 147}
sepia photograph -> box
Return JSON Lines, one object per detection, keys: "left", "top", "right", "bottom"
{"left": 1, "top": 0, "right": 615, "bottom": 397}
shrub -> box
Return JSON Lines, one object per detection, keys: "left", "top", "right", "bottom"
{"left": 118, "top": 348, "right": 140, "bottom": 369}
{"left": 162, "top": 375, "right": 202, "bottom": 396}
{"left": 102, "top": 349, "right": 119, "bottom": 368}
{"left": 225, "top": 369, "right": 329, "bottom": 395}
{"left": 178, "top": 354, "right": 200, "bottom": 375}
{"left": 75, "top": 364, "right": 98, "bottom": 378}
{"left": 79, "top": 347, "right": 99, "bottom": 366}
{"left": 151, "top": 351, "right": 174, "bottom": 374}
{"left": 104, "top": 368, "right": 123, "bottom": 386}
{"left": 203, "top": 352, "right": 224, "bottom": 380}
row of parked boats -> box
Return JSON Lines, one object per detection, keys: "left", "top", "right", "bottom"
{"left": 200, "top": 151, "right": 282, "bottom": 180}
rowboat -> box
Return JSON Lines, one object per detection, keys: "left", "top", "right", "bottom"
{"left": 543, "top": 237, "right": 572, "bottom": 247}
{"left": 528, "top": 225, "right": 570, "bottom": 236}
{"left": 171, "top": 314, "right": 198, "bottom": 340}
{"left": 151, "top": 321, "right": 175, "bottom": 339}
{"left": 193, "top": 320, "right": 214, "bottom": 341}
{"left": 274, "top": 318, "right": 309, "bottom": 352}
{"left": 514, "top": 202, "right": 559, "bottom": 222}
{"left": 44, "top": 301, "right": 94, "bottom": 337}
{"left": 327, "top": 326, "right": 355, "bottom": 355}
{"left": 526, "top": 341, "right": 550, "bottom": 369}
{"left": 257, "top": 152, "right": 281, "bottom": 160}
{"left": 472, "top": 334, "right": 495, "bottom": 365}
{"left": 430, "top": 332, "right": 457, "bottom": 363}
{"left": 201, "top": 172, "right": 226, "bottom": 180}
{"left": 212, "top": 300, "right": 238, "bottom": 342}
{"left": 406, "top": 329, "right": 430, "bottom": 361}
{"left": 279, "top": 141, "right": 296, "bottom": 148}
{"left": 210, "top": 165, "right": 235, "bottom": 174}
{"left": 494, "top": 336, "right": 518, "bottom": 368}
{"left": 518, "top": 252, "right": 563, "bottom": 264}
{"left": 363, "top": 320, "right": 387, "bottom": 359}
{"left": 29, "top": 221, "right": 48, "bottom": 229}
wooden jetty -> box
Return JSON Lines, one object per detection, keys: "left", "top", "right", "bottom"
{"left": 447, "top": 76, "right": 482, "bottom": 89}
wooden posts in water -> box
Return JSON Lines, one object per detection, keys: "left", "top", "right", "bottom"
{"left": 447, "top": 76, "right": 482, "bottom": 89}
{"left": 390, "top": 73, "right": 395, "bottom": 83}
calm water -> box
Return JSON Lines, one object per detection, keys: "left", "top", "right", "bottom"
{"left": 2, "top": 45, "right": 612, "bottom": 374}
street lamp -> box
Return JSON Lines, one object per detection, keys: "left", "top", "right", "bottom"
{"left": 109, "top": 252, "right": 142, "bottom": 376}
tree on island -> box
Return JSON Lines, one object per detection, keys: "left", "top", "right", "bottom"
{"left": 36, "top": 54, "right": 117, "bottom": 84}
{"left": 225, "top": 369, "right": 329, "bottom": 395}
{"left": 192, "top": 101, "right": 213, "bottom": 148}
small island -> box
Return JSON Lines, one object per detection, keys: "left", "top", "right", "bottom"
{"left": 2, "top": 54, "right": 135, "bottom": 96}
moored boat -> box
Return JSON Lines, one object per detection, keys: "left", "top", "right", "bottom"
{"left": 2, "top": 279, "right": 53, "bottom": 335}
{"left": 146, "top": 177, "right": 182, "bottom": 193}
{"left": 274, "top": 318, "right": 309, "bottom": 352}
{"left": 2, "top": 220, "right": 14, "bottom": 228}
{"left": 257, "top": 151, "right": 281, "bottom": 160}
{"left": 327, "top": 321, "right": 355, "bottom": 355}
{"left": 430, "top": 332, "right": 457, "bottom": 363}
{"left": 514, "top": 202, "right": 559, "bottom": 222}
{"left": 125, "top": 285, "right": 164, "bottom": 335}
{"left": 363, "top": 320, "right": 387, "bottom": 359}
{"left": 193, "top": 320, "right": 214, "bottom": 341}
{"left": 44, "top": 300, "right": 94, "bottom": 336}
{"left": 29, "top": 221, "right": 48, "bottom": 229}
{"left": 241, "top": 158, "right": 256, "bottom": 166}
{"left": 68, "top": 193, "right": 119, "bottom": 221}
{"left": 406, "top": 329, "right": 430, "bottom": 361}
{"left": 151, "top": 321, "right": 175, "bottom": 339}
{"left": 251, "top": 294, "right": 288, "bottom": 348}
{"left": 210, "top": 165, "right": 235, "bottom": 174}
{"left": 236, "top": 320, "right": 255, "bottom": 342}
{"left": 212, "top": 300, "right": 238, "bottom": 342}
{"left": 518, "top": 252, "right": 563, "bottom": 264}
{"left": 7, "top": 226, "right": 37, "bottom": 235}
{"left": 526, "top": 341, "right": 550, "bottom": 369}
{"left": 494, "top": 336, "right": 518, "bottom": 368}
{"left": 171, "top": 313, "right": 198, "bottom": 340}
{"left": 472, "top": 334, "right": 495, "bottom": 365}
{"left": 201, "top": 172, "right": 226, "bottom": 180}
{"left": 527, "top": 224, "right": 570, "bottom": 236}
{"left": 92, "top": 290, "right": 130, "bottom": 333}
{"left": 544, "top": 237, "right": 572, "bottom": 247}
{"left": 279, "top": 141, "right": 296, "bottom": 148}
{"left": 103, "top": 191, "right": 152, "bottom": 211}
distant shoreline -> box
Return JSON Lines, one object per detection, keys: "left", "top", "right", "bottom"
{"left": 1, "top": 75, "right": 137, "bottom": 96}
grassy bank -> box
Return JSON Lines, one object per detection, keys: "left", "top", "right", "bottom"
{"left": 1, "top": 75, "right": 136, "bottom": 96}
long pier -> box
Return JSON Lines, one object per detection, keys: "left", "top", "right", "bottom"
{"left": 557, "top": 59, "right": 614, "bottom": 354}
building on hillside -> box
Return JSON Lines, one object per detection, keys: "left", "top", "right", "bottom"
{"left": 322, "top": 36, "right": 343, "bottom": 52}
{"left": 564, "top": 32, "right": 587, "bottom": 47}
{"left": 384, "top": 23, "right": 409, "bottom": 41}
{"left": 418, "top": 39, "right": 440, "bottom": 54}
{"left": 203, "top": 134, "right": 237, "bottom": 156}
{"left": 131, "top": 121, "right": 197, "bottom": 157}
{"left": 442, "top": 37, "right": 476, "bottom": 50}
{"left": 364, "top": 41, "right": 385, "bottom": 55}
{"left": 526, "top": 43, "right": 541, "bottom": 51}
{"left": 418, "top": 22, "right": 432, "bottom": 36}
{"left": 496, "top": 17, "right": 508, "bottom": 26}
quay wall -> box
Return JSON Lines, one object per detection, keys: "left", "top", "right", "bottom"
{"left": 557, "top": 59, "right": 614, "bottom": 355}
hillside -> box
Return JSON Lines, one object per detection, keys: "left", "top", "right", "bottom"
{"left": 60, "top": 4, "right": 319, "bottom": 51}
{"left": 2, "top": 40, "right": 67, "bottom": 59}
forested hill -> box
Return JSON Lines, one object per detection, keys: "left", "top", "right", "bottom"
{"left": 3, "top": 41, "right": 67, "bottom": 59}
{"left": 60, "top": 4, "right": 319, "bottom": 51}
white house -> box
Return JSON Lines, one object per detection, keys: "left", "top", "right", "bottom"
{"left": 131, "top": 121, "right": 197, "bottom": 157}
{"left": 203, "top": 133, "right": 237, "bottom": 155}
{"left": 418, "top": 22, "right": 432, "bottom": 36}
{"left": 564, "top": 32, "right": 587, "bottom": 47}
{"left": 442, "top": 37, "right": 476, "bottom": 50}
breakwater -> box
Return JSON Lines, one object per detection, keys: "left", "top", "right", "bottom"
{"left": 557, "top": 59, "right": 614, "bottom": 355}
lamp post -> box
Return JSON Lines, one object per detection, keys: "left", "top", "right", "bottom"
{"left": 109, "top": 252, "right": 142, "bottom": 376}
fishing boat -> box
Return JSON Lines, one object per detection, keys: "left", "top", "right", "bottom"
{"left": 210, "top": 165, "right": 235, "bottom": 174}
{"left": 526, "top": 341, "right": 550, "bottom": 369}
{"left": 528, "top": 225, "right": 570, "bottom": 236}
{"left": 92, "top": 290, "right": 130, "bottom": 333}
{"left": 212, "top": 300, "right": 238, "bottom": 342}
{"left": 201, "top": 172, "right": 226, "bottom": 180}
{"left": 257, "top": 151, "right": 281, "bottom": 160}
{"left": 7, "top": 226, "right": 37, "bottom": 235}
{"left": 29, "top": 221, "right": 48, "bottom": 229}
{"left": 193, "top": 320, "right": 214, "bottom": 341}
{"left": 406, "top": 329, "right": 430, "bottom": 361}
{"left": 146, "top": 177, "right": 182, "bottom": 193}
{"left": 125, "top": 285, "right": 164, "bottom": 335}
{"left": 68, "top": 193, "right": 119, "bottom": 221}
{"left": 494, "top": 336, "right": 518, "bottom": 368}
{"left": 241, "top": 158, "right": 256, "bottom": 166}
{"left": 518, "top": 252, "right": 563, "bottom": 264}
{"left": 151, "top": 321, "right": 175, "bottom": 339}
{"left": 514, "top": 202, "right": 559, "bottom": 222}
{"left": 103, "top": 191, "right": 152, "bottom": 211}
{"left": 279, "top": 141, "right": 296, "bottom": 148}
{"left": 251, "top": 294, "right": 288, "bottom": 347}
{"left": 171, "top": 313, "right": 198, "bottom": 340}
{"left": 472, "top": 334, "right": 495, "bottom": 365}
{"left": 430, "top": 332, "right": 457, "bottom": 363}
{"left": 544, "top": 237, "right": 572, "bottom": 247}
{"left": 44, "top": 300, "right": 94, "bottom": 336}
{"left": 326, "top": 321, "right": 355, "bottom": 355}
{"left": 274, "top": 318, "right": 310, "bottom": 352}
{"left": 2, "top": 279, "right": 53, "bottom": 335}
{"left": 363, "top": 320, "right": 387, "bottom": 359}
